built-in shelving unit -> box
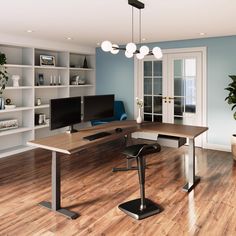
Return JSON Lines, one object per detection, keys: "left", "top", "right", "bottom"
{"left": 34, "top": 66, "right": 68, "bottom": 70}
{"left": 5, "top": 86, "right": 33, "bottom": 90}
{"left": 34, "top": 104, "right": 49, "bottom": 109}
{"left": 6, "top": 64, "right": 33, "bottom": 68}
{"left": 0, "top": 44, "right": 95, "bottom": 158}
{"left": 34, "top": 85, "right": 68, "bottom": 89}
{"left": 69, "top": 67, "right": 94, "bottom": 71}
{"left": 0, "top": 107, "right": 33, "bottom": 113}
{"left": 69, "top": 84, "right": 94, "bottom": 88}
{"left": 34, "top": 124, "right": 50, "bottom": 130}
{"left": 0, "top": 127, "right": 32, "bottom": 137}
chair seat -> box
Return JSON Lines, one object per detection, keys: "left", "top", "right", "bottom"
{"left": 122, "top": 143, "right": 161, "bottom": 159}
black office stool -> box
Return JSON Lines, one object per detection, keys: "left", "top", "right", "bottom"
{"left": 118, "top": 143, "right": 163, "bottom": 220}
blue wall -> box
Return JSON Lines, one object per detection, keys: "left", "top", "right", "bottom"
{"left": 96, "top": 36, "right": 236, "bottom": 147}
{"left": 96, "top": 50, "right": 134, "bottom": 117}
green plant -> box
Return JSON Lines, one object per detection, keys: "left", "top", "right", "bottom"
{"left": 0, "top": 52, "right": 8, "bottom": 95}
{"left": 225, "top": 75, "right": 236, "bottom": 119}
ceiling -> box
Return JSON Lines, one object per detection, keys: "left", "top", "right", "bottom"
{"left": 1, "top": 0, "right": 236, "bottom": 47}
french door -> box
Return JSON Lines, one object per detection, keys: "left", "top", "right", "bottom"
{"left": 135, "top": 47, "right": 206, "bottom": 146}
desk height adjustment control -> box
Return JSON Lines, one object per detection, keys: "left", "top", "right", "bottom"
{"left": 115, "top": 128, "right": 123, "bottom": 133}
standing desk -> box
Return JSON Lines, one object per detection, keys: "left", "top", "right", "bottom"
{"left": 27, "top": 120, "right": 208, "bottom": 219}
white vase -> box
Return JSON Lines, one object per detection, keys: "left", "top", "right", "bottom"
{"left": 12, "top": 75, "right": 20, "bottom": 87}
{"left": 136, "top": 108, "right": 142, "bottom": 124}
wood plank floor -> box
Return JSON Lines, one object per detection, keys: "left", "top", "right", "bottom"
{"left": 0, "top": 138, "right": 235, "bottom": 236}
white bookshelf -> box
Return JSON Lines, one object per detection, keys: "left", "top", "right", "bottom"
{"left": 5, "top": 86, "right": 33, "bottom": 90}
{"left": 6, "top": 64, "right": 33, "bottom": 68}
{"left": 0, "top": 107, "right": 33, "bottom": 113}
{"left": 34, "top": 85, "right": 68, "bottom": 89}
{"left": 34, "top": 104, "right": 49, "bottom": 109}
{"left": 0, "top": 145, "right": 34, "bottom": 158}
{"left": 34, "top": 124, "right": 50, "bottom": 130}
{"left": 69, "top": 67, "right": 94, "bottom": 71}
{"left": 34, "top": 66, "right": 68, "bottom": 70}
{"left": 69, "top": 84, "right": 94, "bottom": 88}
{"left": 0, "top": 44, "right": 95, "bottom": 158}
{"left": 0, "top": 127, "right": 32, "bottom": 137}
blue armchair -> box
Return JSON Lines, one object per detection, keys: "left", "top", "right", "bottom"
{"left": 91, "top": 100, "right": 127, "bottom": 126}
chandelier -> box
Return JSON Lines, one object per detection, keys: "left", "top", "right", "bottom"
{"left": 101, "top": 0, "right": 162, "bottom": 60}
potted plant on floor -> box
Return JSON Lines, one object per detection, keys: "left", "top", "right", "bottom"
{"left": 0, "top": 52, "right": 8, "bottom": 109}
{"left": 225, "top": 75, "right": 236, "bottom": 159}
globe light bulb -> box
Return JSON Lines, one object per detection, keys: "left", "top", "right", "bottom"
{"left": 111, "top": 44, "right": 119, "bottom": 54}
{"left": 140, "top": 45, "right": 149, "bottom": 56}
{"left": 152, "top": 47, "right": 163, "bottom": 59}
{"left": 125, "top": 50, "right": 133, "bottom": 58}
{"left": 136, "top": 53, "right": 144, "bottom": 60}
{"left": 101, "top": 41, "right": 112, "bottom": 52}
{"left": 126, "top": 42, "right": 137, "bottom": 53}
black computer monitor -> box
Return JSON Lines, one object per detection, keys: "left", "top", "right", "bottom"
{"left": 83, "top": 94, "right": 114, "bottom": 121}
{"left": 50, "top": 96, "right": 81, "bottom": 133}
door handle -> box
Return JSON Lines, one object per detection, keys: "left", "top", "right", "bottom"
{"left": 162, "top": 97, "right": 167, "bottom": 103}
{"left": 169, "top": 97, "right": 174, "bottom": 100}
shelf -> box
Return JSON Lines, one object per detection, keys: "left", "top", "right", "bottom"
{"left": 5, "top": 86, "right": 33, "bottom": 90}
{"left": 5, "top": 64, "right": 33, "bottom": 68}
{"left": 0, "top": 145, "right": 35, "bottom": 158}
{"left": 0, "top": 43, "right": 95, "bottom": 158}
{"left": 0, "top": 107, "right": 33, "bottom": 113}
{"left": 0, "top": 127, "right": 32, "bottom": 137}
{"left": 69, "top": 84, "right": 94, "bottom": 88}
{"left": 34, "top": 104, "right": 49, "bottom": 109}
{"left": 34, "top": 85, "right": 68, "bottom": 89}
{"left": 34, "top": 66, "right": 68, "bottom": 70}
{"left": 69, "top": 67, "right": 94, "bottom": 71}
{"left": 34, "top": 124, "right": 49, "bottom": 130}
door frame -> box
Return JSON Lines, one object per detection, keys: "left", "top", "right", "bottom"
{"left": 134, "top": 47, "right": 207, "bottom": 147}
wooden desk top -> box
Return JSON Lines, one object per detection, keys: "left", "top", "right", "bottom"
{"left": 140, "top": 122, "right": 208, "bottom": 139}
{"left": 28, "top": 120, "right": 138, "bottom": 154}
{"left": 27, "top": 121, "right": 208, "bottom": 155}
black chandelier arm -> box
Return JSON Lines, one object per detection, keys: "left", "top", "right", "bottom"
{"left": 128, "top": 0, "right": 144, "bottom": 9}
{"left": 112, "top": 46, "right": 126, "bottom": 51}
{"left": 112, "top": 46, "right": 154, "bottom": 56}
{"left": 101, "top": 0, "right": 162, "bottom": 59}
{"left": 112, "top": 46, "right": 139, "bottom": 54}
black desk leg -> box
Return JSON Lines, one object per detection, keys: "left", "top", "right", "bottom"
{"left": 182, "top": 138, "right": 200, "bottom": 192}
{"left": 39, "top": 151, "right": 79, "bottom": 219}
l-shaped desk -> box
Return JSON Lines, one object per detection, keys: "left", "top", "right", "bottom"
{"left": 27, "top": 120, "right": 208, "bottom": 219}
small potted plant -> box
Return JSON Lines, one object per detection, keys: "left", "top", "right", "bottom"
{"left": 0, "top": 52, "right": 8, "bottom": 109}
{"left": 225, "top": 75, "right": 236, "bottom": 158}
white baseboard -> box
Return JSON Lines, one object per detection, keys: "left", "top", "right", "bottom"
{"left": 204, "top": 143, "right": 231, "bottom": 152}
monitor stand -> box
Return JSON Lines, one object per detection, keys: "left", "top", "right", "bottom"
{"left": 66, "top": 125, "right": 78, "bottom": 134}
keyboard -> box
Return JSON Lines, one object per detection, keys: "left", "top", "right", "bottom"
{"left": 83, "top": 132, "right": 112, "bottom": 141}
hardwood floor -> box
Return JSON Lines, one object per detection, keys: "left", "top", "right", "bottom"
{"left": 0, "top": 138, "right": 235, "bottom": 236}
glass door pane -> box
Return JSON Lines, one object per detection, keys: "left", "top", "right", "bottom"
{"left": 143, "top": 60, "right": 163, "bottom": 122}
{"left": 173, "top": 58, "right": 197, "bottom": 125}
